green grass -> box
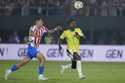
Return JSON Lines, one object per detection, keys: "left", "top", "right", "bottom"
{"left": 0, "top": 61, "right": 125, "bottom": 83}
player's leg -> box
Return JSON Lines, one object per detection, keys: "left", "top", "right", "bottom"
{"left": 73, "top": 52, "right": 85, "bottom": 79}
{"left": 60, "top": 50, "right": 72, "bottom": 74}
{"left": 36, "top": 52, "right": 48, "bottom": 80}
{"left": 60, "top": 64, "right": 71, "bottom": 74}
{"left": 5, "top": 57, "right": 31, "bottom": 80}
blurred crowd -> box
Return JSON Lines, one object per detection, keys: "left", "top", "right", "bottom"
{"left": 0, "top": 0, "right": 67, "bottom": 16}
{"left": 0, "top": 29, "right": 124, "bottom": 45}
{"left": 0, "top": 0, "right": 125, "bottom": 44}
{"left": 0, "top": 30, "right": 57, "bottom": 44}
{"left": 0, "top": 0, "right": 125, "bottom": 16}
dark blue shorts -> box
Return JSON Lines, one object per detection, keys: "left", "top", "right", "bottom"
{"left": 26, "top": 45, "right": 39, "bottom": 59}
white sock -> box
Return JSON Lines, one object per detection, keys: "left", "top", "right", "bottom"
{"left": 39, "top": 74, "right": 43, "bottom": 77}
{"left": 77, "top": 61, "right": 83, "bottom": 77}
{"left": 7, "top": 69, "right": 12, "bottom": 74}
{"left": 63, "top": 63, "right": 71, "bottom": 69}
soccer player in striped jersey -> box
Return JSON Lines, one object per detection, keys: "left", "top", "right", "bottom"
{"left": 58, "top": 19, "right": 86, "bottom": 79}
{"left": 5, "top": 17, "right": 57, "bottom": 80}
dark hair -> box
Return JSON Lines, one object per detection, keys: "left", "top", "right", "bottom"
{"left": 67, "top": 19, "right": 75, "bottom": 24}
{"left": 32, "top": 17, "right": 42, "bottom": 25}
{"left": 35, "top": 17, "right": 42, "bottom": 21}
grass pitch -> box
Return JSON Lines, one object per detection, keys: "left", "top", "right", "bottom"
{"left": 0, "top": 61, "right": 125, "bottom": 83}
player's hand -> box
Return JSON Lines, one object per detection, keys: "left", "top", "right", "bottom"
{"left": 75, "top": 32, "right": 79, "bottom": 36}
{"left": 58, "top": 46, "right": 63, "bottom": 53}
{"left": 59, "top": 46, "right": 62, "bottom": 51}
{"left": 73, "top": 32, "right": 79, "bottom": 37}
{"left": 55, "top": 25, "right": 62, "bottom": 31}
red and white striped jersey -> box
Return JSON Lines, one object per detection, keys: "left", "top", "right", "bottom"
{"left": 29, "top": 25, "right": 48, "bottom": 47}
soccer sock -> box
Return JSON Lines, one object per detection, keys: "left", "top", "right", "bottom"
{"left": 63, "top": 63, "right": 72, "bottom": 69}
{"left": 77, "top": 61, "right": 83, "bottom": 77}
{"left": 38, "top": 65, "right": 44, "bottom": 75}
{"left": 71, "top": 60, "right": 76, "bottom": 69}
{"left": 11, "top": 65, "right": 17, "bottom": 72}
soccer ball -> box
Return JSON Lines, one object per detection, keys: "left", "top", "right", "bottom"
{"left": 73, "top": 1, "right": 83, "bottom": 10}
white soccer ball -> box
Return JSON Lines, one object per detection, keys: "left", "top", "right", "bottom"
{"left": 73, "top": 1, "right": 83, "bottom": 10}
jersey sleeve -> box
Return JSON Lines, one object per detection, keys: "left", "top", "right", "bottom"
{"left": 60, "top": 31, "right": 66, "bottom": 40}
{"left": 75, "top": 28, "right": 84, "bottom": 37}
{"left": 42, "top": 26, "right": 48, "bottom": 33}
{"left": 29, "top": 26, "right": 35, "bottom": 32}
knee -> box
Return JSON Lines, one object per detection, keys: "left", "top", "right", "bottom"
{"left": 71, "top": 52, "right": 81, "bottom": 69}
{"left": 16, "top": 64, "right": 21, "bottom": 69}
{"left": 39, "top": 59, "right": 45, "bottom": 64}
{"left": 42, "top": 55, "right": 46, "bottom": 62}
{"left": 39, "top": 53, "right": 46, "bottom": 63}
{"left": 73, "top": 52, "right": 81, "bottom": 61}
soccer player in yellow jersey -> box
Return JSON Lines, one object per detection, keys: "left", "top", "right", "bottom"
{"left": 58, "top": 19, "right": 86, "bottom": 79}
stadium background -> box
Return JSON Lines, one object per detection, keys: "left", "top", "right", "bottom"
{"left": 0, "top": 0, "right": 125, "bottom": 44}
{"left": 0, "top": 0, "right": 125, "bottom": 83}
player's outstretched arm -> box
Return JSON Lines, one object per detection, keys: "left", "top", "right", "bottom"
{"left": 48, "top": 25, "right": 62, "bottom": 33}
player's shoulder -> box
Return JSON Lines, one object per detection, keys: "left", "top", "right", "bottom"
{"left": 30, "top": 25, "right": 36, "bottom": 29}
{"left": 75, "top": 27, "right": 82, "bottom": 32}
{"left": 30, "top": 25, "right": 37, "bottom": 31}
{"left": 63, "top": 29, "right": 69, "bottom": 33}
{"left": 75, "top": 27, "right": 81, "bottom": 31}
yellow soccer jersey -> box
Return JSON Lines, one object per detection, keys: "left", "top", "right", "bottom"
{"left": 60, "top": 28, "right": 84, "bottom": 54}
